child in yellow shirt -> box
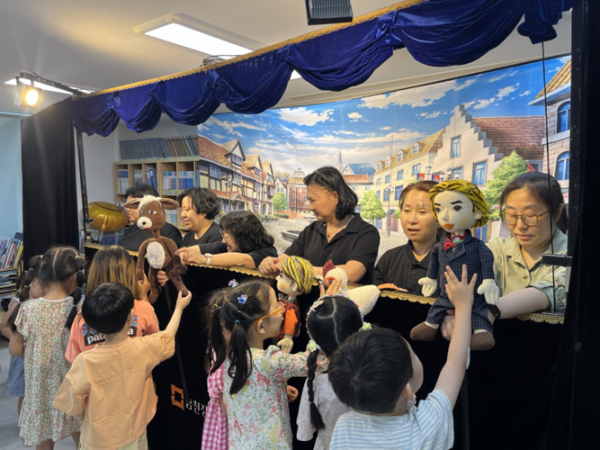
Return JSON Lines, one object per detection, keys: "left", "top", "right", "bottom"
{"left": 54, "top": 282, "right": 192, "bottom": 450}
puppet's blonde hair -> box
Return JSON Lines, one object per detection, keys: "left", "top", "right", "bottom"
{"left": 281, "top": 256, "right": 314, "bottom": 294}
{"left": 429, "top": 179, "right": 490, "bottom": 228}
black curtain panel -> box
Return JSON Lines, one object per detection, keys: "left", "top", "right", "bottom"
{"left": 546, "top": 0, "right": 600, "bottom": 448}
{"left": 21, "top": 98, "right": 78, "bottom": 264}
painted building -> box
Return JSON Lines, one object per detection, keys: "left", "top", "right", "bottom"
{"left": 287, "top": 169, "right": 309, "bottom": 213}
{"left": 343, "top": 174, "right": 373, "bottom": 214}
{"left": 373, "top": 129, "right": 445, "bottom": 231}
{"left": 529, "top": 58, "right": 571, "bottom": 193}
{"left": 197, "top": 136, "right": 278, "bottom": 214}
{"left": 342, "top": 163, "right": 376, "bottom": 178}
{"left": 275, "top": 178, "right": 288, "bottom": 198}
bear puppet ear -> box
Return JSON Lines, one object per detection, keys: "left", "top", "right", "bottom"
{"left": 124, "top": 199, "right": 140, "bottom": 209}
{"left": 159, "top": 198, "right": 180, "bottom": 210}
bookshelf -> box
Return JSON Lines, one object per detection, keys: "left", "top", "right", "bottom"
{"left": 114, "top": 157, "right": 199, "bottom": 229}
{"left": 0, "top": 265, "right": 21, "bottom": 300}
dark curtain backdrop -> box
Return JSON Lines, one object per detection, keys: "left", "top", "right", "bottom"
{"left": 21, "top": 98, "right": 78, "bottom": 265}
{"left": 547, "top": 0, "right": 600, "bottom": 448}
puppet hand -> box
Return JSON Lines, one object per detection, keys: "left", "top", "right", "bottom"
{"left": 478, "top": 279, "right": 499, "bottom": 305}
{"left": 277, "top": 337, "right": 294, "bottom": 353}
{"left": 418, "top": 277, "right": 438, "bottom": 297}
{"left": 286, "top": 385, "right": 299, "bottom": 403}
{"left": 157, "top": 270, "right": 168, "bottom": 287}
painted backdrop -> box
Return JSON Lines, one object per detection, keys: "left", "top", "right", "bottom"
{"left": 197, "top": 56, "right": 571, "bottom": 257}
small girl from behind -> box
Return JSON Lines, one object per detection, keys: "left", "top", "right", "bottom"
{"left": 65, "top": 245, "right": 159, "bottom": 362}
{"left": 9, "top": 246, "right": 84, "bottom": 449}
{"left": 0, "top": 256, "right": 42, "bottom": 420}
{"left": 296, "top": 295, "right": 366, "bottom": 449}
{"left": 207, "top": 280, "right": 308, "bottom": 450}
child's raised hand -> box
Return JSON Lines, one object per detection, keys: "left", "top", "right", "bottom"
{"left": 319, "top": 278, "right": 343, "bottom": 298}
{"left": 176, "top": 290, "right": 193, "bottom": 310}
{"left": 444, "top": 264, "right": 476, "bottom": 309}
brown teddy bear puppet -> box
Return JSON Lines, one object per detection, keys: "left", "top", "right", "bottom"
{"left": 123, "top": 195, "right": 188, "bottom": 303}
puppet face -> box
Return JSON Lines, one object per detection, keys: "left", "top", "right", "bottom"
{"left": 276, "top": 273, "right": 300, "bottom": 297}
{"left": 433, "top": 190, "right": 482, "bottom": 234}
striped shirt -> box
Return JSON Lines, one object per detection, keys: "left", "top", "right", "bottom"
{"left": 330, "top": 390, "right": 453, "bottom": 450}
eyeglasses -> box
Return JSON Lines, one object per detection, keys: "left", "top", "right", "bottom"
{"left": 255, "top": 301, "right": 284, "bottom": 332}
{"left": 220, "top": 229, "right": 231, "bottom": 240}
{"left": 500, "top": 210, "right": 548, "bottom": 226}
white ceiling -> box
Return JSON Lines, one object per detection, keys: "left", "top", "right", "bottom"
{"left": 0, "top": 1, "right": 572, "bottom": 118}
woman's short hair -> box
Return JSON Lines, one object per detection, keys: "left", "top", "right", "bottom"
{"left": 499, "top": 172, "right": 567, "bottom": 232}
{"left": 177, "top": 187, "right": 220, "bottom": 220}
{"left": 304, "top": 166, "right": 358, "bottom": 220}
{"left": 220, "top": 211, "right": 275, "bottom": 253}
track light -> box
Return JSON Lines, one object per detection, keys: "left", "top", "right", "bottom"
{"left": 305, "top": 0, "right": 353, "bottom": 25}
{"left": 10, "top": 72, "right": 86, "bottom": 109}
{"left": 23, "top": 86, "right": 40, "bottom": 107}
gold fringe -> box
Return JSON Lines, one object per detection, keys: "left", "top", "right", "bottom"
{"left": 80, "top": 0, "right": 430, "bottom": 98}
{"left": 516, "top": 313, "right": 564, "bottom": 325}
{"left": 379, "top": 289, "right": 436, "bottom": 305}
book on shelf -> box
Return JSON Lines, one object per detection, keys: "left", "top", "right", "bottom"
{"left": 134, "top": 169, "right": 143, "bottom": 187}
{"left": 117, "top": 169, "right": 129, "bottom": 194}
{"left": 0, "top": 234, "right": 23, "bottom": 269}
{"left": 178, "top": 171, "right": 194, "bottom": 190}
{"left": 162, "top": 171, "right": 178, "bottom": 194}
{"left": 165, "top": 210, "right": 178, "bottom": 225}
{"left": 146, "top": 168, "right": 157, "bottom": 190}
{"left": 119, "top": 135, "right": 200, "bottom": 160}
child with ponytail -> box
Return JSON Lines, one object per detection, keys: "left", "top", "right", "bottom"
{"left": 9, "top": 246, "right": 85, "bottom": 449}
{"left": 206, "top": 279, "right": 308, "bottom": 450}
{"left": 296, "top": 295, "right": 368, "bottom": 449}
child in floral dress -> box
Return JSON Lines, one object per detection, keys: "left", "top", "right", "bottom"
{"left": 9, "top": 247, "right": 85, "bottom": 449}
{"left": 206, "top": 279, "right": 308, "bottom": 450}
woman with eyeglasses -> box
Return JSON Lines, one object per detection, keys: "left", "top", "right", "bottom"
{"left": 441, "top": 172, "right": 568, "bottom": 339}
{"left": 176, "top": 210, "right": 278, "bottom": 269}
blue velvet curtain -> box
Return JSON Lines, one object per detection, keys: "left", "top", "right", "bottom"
{"left": 72, "top": 0, "right": 573, "bottom": 137}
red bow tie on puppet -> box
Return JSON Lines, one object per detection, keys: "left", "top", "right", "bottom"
{"left": 443, "top": 233, "right": 467, "bottom": 251}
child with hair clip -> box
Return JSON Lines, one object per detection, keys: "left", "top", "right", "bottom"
{"left": 0, "top": 255, "right": 42, "bottom": 422}
{"left": 207, "top": 279, "right": 309, "bottom": 450}
{"left": 296, "top": 294, "right": 368, "bottom": 449}
{"left": 9, "top": 246, "right": 85, "bottom": 449}
{"left": 65, "top": 245, "right": 159, "bottom": 362}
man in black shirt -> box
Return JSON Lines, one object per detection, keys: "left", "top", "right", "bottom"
{"left": 121, "top": 185, "right": 182, "bottom": 251}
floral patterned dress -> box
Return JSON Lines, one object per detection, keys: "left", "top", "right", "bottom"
{"left": 223, "top": 345, "right": 308, "bottom": 449}
{"left": 15, "top": 297, "right": 81, "bottom": 446}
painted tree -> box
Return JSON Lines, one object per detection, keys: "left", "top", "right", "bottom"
{"left": 484, "top": 150, "right": 528, "bottom": 221}
{"left": 273, "top": 192, "right": 288, "bottom": 214}
{"left": 359, "top": 191, "right": 386, "bottom": 224}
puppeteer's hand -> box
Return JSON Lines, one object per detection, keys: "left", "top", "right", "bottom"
{"left": 286, "top": 385, "right": 299, "bottom": 403}
{"left": 418, "top": 277, "right": 438, "bottom": 298}
{"left": 277, "top": 337, "right": 294, "bottom": 353}
{"left": 175, "top": 246, "right": 202, "bottom": 265}
{"left": 376, "top": 283, "right": 408, "bottom": 292}
{"left": 258, "top": 256, "right": 283, "bottom": 277}
{"left": 157, "top": 270, "right": 168, "bottom": 287}
{"left": 478, "top": 279, "right": 499, "bottom": 305}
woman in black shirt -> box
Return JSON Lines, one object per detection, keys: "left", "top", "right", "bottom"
{"left": 373, "top": 180, "right": 442, "bottom": 295}
{"left": 178, "top": 210, "right": 277, "bottom": 269}
{"left": 259, "top": 166, "right": 379, "bottom": 284}
{"left": 178, "top": 187, "right": 222, "bottom": 247}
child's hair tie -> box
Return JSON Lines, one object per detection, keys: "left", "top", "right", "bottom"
{"left": 360, "top": 322, "right": 372, "bottom": 331}
{"left": 307, "top": 339, "right": 321, "bottom": 352}
{"left": 228, "top": 279, "right": 239, "bottom": 288}
{"left": 234, "top": 319, "right": 240, "bottom": 324}
{"left": 213, "top": 303, "right": 220, "bottom": 310}
{"left": 237, "top": 294, "right": 248, "bottom": 304}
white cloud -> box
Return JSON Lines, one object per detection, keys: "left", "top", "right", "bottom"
{"left": 204, "top": 117, "right": 261, "bottom": 135}
{"left": 487, "top": 70, "right": 519, "bottom": 83}
{"left": 473, "top": 98, "right": 496, "bottom": 110}
{"left": 454, "top": 78, "right": 477, "bottom": 91}
{"left": 278, "top": 107, "right": 334, "bottom": 126}
{"left": 419, "top": 110, "right": 446, "bottom": 119}
{"left": 463, "top": 100, "right": 477, "bottom": 109}
{"left": 359, "top": 79, "right": 460, "bottom": 109}
{"left": 380, "top": 126, "right": 391, "bottom": 130}
{"left": 519, "top": 90, "right": 532, "bottom": 97}
{"left": 496, "top": 84, "right": 519, "bottom": 99}
{"left": 347, "top": 112, "right": 363, "bottom": 121}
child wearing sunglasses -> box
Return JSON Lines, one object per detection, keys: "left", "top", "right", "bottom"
{"left": 206, "top": 279, "right": 308, "bottom": 450}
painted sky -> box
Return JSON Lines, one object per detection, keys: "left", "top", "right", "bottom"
{"left": 198, "top": 55, "right": 570, "bottom": 175}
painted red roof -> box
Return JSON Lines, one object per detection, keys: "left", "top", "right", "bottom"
{"left": 474, "top": 116, "right": 545, "bottom": 160}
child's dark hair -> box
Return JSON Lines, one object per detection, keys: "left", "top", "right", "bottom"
{"left": 306, "top": 296, "right": 363, "bottom": 430}
{"left": 204, "top": 287, "right": 228, "bottom": 374}
{"left": 208, "top": 280, "right": 272, "bottom": 395}
{"left": 82, "top": 282, "right": 135, "bottom": 334}
{"left": 328, "top": 327, "right": 414, "bottom": 414}
{"left": 36, "top": 246, "right": 86, "bottom": 329}
{"left": 7, "top": 255, "right": 42, "bottom": 332}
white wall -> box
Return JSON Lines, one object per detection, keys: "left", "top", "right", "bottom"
{"left": 0, "top": 117, "right": 23, "bottom": 239}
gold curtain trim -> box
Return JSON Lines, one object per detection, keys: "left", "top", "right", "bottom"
{"left": 80, "top": 0, "right": 430, "bottom": 98}
{"left": 516, "top": 313, "right": 564, "bottom": 325}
